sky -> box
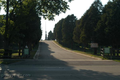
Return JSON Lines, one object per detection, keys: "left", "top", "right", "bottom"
{"left": 41, "top": 0, "right": 109, "bottom": 40}
{"left": 0, "top": 0, "right": 109, "bottom": 40}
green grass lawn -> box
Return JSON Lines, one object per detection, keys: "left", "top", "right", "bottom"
{"left": 0, "top": 43, "right": 38, "bottom": 58}
{"left": 0, "top": 52, "right": 22, "bottom": 58}
{"left": 0, "top": 59, "right": 23, "bottom": 64}
{"left": 0, "top": 49, "right": 4, "bottom": 52}
{"left": 0, "top": 43, "right": 39, "bottom": 64}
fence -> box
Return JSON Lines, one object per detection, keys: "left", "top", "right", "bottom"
{"left": 100, "top": 48, "right": 120, "bottom": 59}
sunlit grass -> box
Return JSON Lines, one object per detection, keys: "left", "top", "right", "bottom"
{"left": 0, "top": 49, "right": 4, "bottom": 52}
{"left": 0, "top": 60, "right": 2, "bottom": 64}
{"left": 12, "top": 53, "right": 22, "bottom": 56}
{"left": 0, "top": 52, "right": 22, "bottom": 57}
{"left": 0, "top": 59, "right": 22, "bottom": 64}
{"left": 0, "top": 44, "right": 38, "bottom": 59}
{"left": 0, "top": 43, "right": 39, "bottom": 64}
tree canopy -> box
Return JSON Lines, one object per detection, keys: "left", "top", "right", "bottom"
{"left": 73, "top": 0, "right": 103, "bottom": 45}
{"left": 54, "top": 19, "right": 64, "bottom": 43}
{"left": 54, "top": 14, "right": 77, "bottom": 48}
{"left": 62, "top": 14, "right": 77, "bottom": 47}
{"left": 0, "top": 0, "right": 72, "bottom": 20}
{"left": 96, "top": 0, "right": 120, "bottom": 47}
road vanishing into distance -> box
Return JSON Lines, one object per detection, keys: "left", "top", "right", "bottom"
{"left": 0, "top": 40, "right": 120, "bottom": 80}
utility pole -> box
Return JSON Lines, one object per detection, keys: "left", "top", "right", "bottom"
{"left": 45, "top": 20, "right": 48, "bottom": 40}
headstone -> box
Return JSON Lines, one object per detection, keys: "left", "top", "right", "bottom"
{"left": 91, "top": 43, "right": 98, "bottom": 48}
{"left": 24, "top": 49, "right": 29, "bottom": 55}
{"left": 104, "top": 48, "right": 110, "bottom": 54}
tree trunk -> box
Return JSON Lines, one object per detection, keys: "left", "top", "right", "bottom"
{"left": 117, "top": 48, "right": 119, "bottom": 57}
{"left": 4, "top": 0, "right": 9, "bottom": 58}
{"left": 113, "top": 49, "right": 115, "bottom": 56}
{"left": 94, "top": 48, "right": 97, "bottom": 55}
{"left": 19, "top": 42, "right": 21, "bottom": 57}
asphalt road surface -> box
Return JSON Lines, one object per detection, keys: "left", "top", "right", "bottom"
{"left": 0, "top": 40, "right": 120, "bottom": 80}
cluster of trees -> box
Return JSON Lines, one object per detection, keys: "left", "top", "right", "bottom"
{"left": 73, "top": 0, "right": 103, "bottom": 48}
{"left": 95, "top": 0, "right": 120, "bottom": 48}
{"left": 53, "top": 0, "right": 120, "bottom": 50}
{"left": 75, "top": 0, "right": 120, "bottom": 48}
{"left": 0, "top": 0, "right": 72, "bottom": 57}
{"left": 54, "top": 14, "right": 77, "bottom": 48}
{"left": 0, "top": 0, "right": 42, "bottom": 57}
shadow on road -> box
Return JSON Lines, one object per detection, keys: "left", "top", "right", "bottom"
{"left": 0, "top": 41, "right": 120, "bottom": 80}
{"left": 38, "top": 42, "right": 55, "bottom": 59}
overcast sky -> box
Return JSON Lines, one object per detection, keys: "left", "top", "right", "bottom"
{"left": 0, "top": 0, "right": 109, "bottom": 40}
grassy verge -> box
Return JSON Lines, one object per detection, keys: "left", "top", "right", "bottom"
{"left": 114, "top": 60, "right": 120, "bottom": 62}
{"left": 0, "top": 52, "right": 22, "bottom": 58}
{"left": 72, "top": 50, "right": 103, "bottom": 59}
{"left": 0, "top": 43, "right": 39, "bottom": 59}
{"left": 54, "top": 41, "right": 102, "bottom": 59}
{"left": 54, "top": 41, "right": 120, "bottom": 62}
{"left": 29, "top": 44, "right": 39, "bottom": 59}
{"left": 0, "top": 59, "right": 23, "bottom": 64}
{"left": 0, "top": 52, "right": 23, "bottom": 64}
{"left": 0, "top": 43, "right": 39, "bottom": 64}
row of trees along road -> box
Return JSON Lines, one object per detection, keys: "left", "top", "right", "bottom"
{"left": 53, "top": 14, "right": 77, "bottom": 48}
{"left": 53, "top": 0, "right": 120, "bottom": 55}
{"left": 0, "top": 0, "right": 72, "bottom": 58}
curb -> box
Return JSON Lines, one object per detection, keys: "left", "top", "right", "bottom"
{"left": 33, "top": 43, "right": 40, "bottom": 59}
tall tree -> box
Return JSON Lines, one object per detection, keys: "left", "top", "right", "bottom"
{"left": 54, "top": 19, "right": 64, "bottom": 43}
{"left": 0, "top": 15, "right": 5, "bottom": 48}
{"left": 79, "top": 0, "right": 103, "bottom": 45}
{"left": 73, "top": 19, "right": 81, "bottom": 44}
{"left": 62, "top": 14, "right": 77, "bottom": 48}
{"left": 96, "top": 0, "right": 120, "bottom": 47}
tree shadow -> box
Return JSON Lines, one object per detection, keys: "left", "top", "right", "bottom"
{"left": 0, "top": 41, "right": 120, "bottom": 80}
{"left": 38, "top": 42, "right": 55, "bottom": 59}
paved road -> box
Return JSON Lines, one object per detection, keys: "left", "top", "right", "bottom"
{"left": 0, "top": 40, "right": 120, "bottom": 80}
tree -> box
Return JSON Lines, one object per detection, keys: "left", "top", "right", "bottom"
{"left": 62, "top": 14, "right": 77, "bottom": 48}
{"left": 77, "top": 0, "right": 103, "bottom": 46}
{"left": 0, "top": 15, "right": 5, "bottom": 48}
{"left": 73, "top": 19, "right": 81, "bottom": 44}
{"left": 0, "top": 0, "right": 72, "bottom": 58}
{"left": 48, "top": 31, "right": 54, "bottom": 40}
{"left": 9, "top": 0, "right": 42, "bottom": 55}
{"left": 72, "top": 0, "right": 103, "bottom": 52}
{"left": 95, "top": 12, "right": 108, "bottom": 46}
{"left": 96, "top": 0, "right": 120, "bottom": 47}
{"left": 54, "top": 19, "right": 64, "bottom": 43}
{"left": 0, "top": 0, "right": 72, "bottom": 20}
{"left": 0, "top": 0, "right": 41, "bottom": 57}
